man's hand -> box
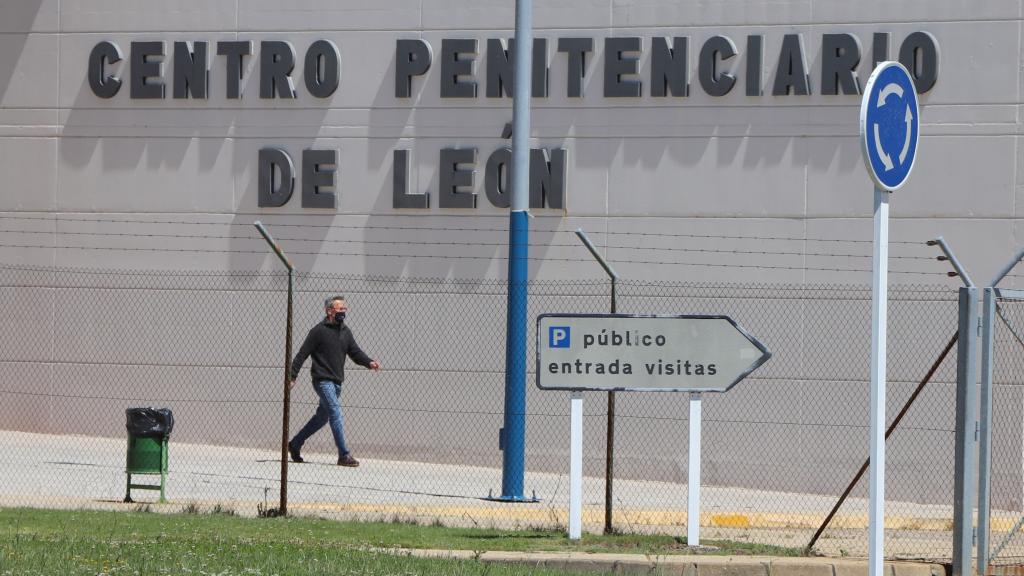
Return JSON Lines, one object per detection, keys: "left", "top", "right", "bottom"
{"left": 288, "top": 380, "right": 297, "bottom": 390}
{"left": 369, "top": 360, "right": 381, "bottom": 371}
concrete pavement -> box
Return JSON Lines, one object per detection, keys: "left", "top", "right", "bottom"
{"left": 385, "top": 549, "right": 948, "bottom": 575}
{"left": 1, "top": 429, "right": 1011, "bottom": 561}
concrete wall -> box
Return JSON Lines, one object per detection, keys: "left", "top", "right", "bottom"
{"left": 1, "top": 0, "right": 1023, "bottom": 509}
{"left": 0, "top": 0, "right": 1021, "bottom": 283}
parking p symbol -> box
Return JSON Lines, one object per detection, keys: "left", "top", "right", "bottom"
{"left": 549, "top": 326, "right": 570, "bottom": 348}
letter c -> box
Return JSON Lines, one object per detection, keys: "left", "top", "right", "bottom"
{"left": 89, "top": 41, "right": 123, "bottom": 98}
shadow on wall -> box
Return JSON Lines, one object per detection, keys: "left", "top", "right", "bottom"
{"left": 48, "top": 27, "right": 933, "bottom": 276}
{"left": 357, "top": 44, "right": 575, "bottom": 280}
{"left": 0, "top": 1, "right": 45, "bottom": 103}
{"left": 59, "top": 43, "right": 237, "bottom": 190}
{"left": 0, "top": 0, "right": 46, "bottom": 96}
{"left": 349, "top": 33, "right": 910, "bottom": 281}
{"left": 52, "top": 34, "right": 333, "bottom": 274}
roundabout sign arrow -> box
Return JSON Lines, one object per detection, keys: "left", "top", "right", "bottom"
{"left": 860, "top": 61, "right": 920, "bottom": 191}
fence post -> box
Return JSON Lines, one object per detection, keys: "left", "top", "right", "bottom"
{"left": 977, "top": 246, "right": 1024, "bottom": 574}
{"left": 953, "top": 285, "right": 979, "bottom": 576}
{"left": 254, "top": 221, "right": 295, "bottom": 517}
{"left": 574, "top": 228, "right": 620, "bottom": 533}
{"left": 977, "top": 287, "right": 995, "bottom": 575}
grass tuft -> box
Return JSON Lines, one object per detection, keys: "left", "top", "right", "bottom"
{"left": 211, "top": 503, "right": 236, "bottom": 517}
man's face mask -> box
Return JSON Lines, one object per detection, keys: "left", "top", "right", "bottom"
{"left": 334, "top": 310, "right": 346, "bottom": 323}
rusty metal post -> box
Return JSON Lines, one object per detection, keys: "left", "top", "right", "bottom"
{"left": 605, "top": 276, "right": 617, "bottom": 534}
{"left": 805, "top": 332, "right": 958, "bottom": 553}
{"left": 575, "top": 228, "right": 619, "bottom": 533}
{"left": 254, "top": 221, "right": 294, "bottom": 516}
{"left": 281, "top": 267, "right": 292, "bottom": 515}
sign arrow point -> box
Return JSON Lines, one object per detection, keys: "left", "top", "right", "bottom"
{"left": 873, "top": 124, "right": 895, "bottom": 171}
{"left": 899, "top": 105, "right": 914, "bottom": 165}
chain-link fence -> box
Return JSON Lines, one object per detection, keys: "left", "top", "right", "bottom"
{"left": 0, "top": 263, "right": 973, "bottom": 559}
{"left": 984, "top": 296, "right": 1024, "bottom": 567}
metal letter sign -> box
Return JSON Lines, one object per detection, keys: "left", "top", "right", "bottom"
{"left": 860, "top": 61, "right": 919, "bottom": 191}
{"left": 536, "top": 314, "right": 770, "bottom": 392}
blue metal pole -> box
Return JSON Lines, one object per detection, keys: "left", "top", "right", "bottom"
{"left": 500, "top": 0, "right": 532, "bottom": 500}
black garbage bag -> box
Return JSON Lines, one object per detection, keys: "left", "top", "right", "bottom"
{"left": 125, "top": 408, "right": 175, "bottom": 439}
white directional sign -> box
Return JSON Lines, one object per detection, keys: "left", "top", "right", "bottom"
{"left": 537, "top": 314, "right": 770, "bottom": 392}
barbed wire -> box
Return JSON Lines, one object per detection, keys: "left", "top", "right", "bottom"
{"left": 0, "top": 262, "right": 961, "bottom": 299}
{"left": 0, "top": 228, "right": 937, "bottom": 260}
{"left": 0, "top": 242, "right": 952, "bottom": 275}
{"left": 0, "top": 214, "right": 933, "bottom": 246}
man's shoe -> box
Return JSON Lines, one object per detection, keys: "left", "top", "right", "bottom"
{"left": 288, "top": 442, "right": 304, "bottom": 463}
{"left": 337, "top": 454, "right": 360, "bottom": 467}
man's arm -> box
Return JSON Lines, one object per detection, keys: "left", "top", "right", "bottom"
{"left": 346, "top": 335, "right": 379, "bottom": 371}
{"left": 289, "top": 327, "right": 318, "bottom": 382}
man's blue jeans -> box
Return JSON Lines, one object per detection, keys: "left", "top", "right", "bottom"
{"left": 291, "top": 380, "right": 349, "bottom": 456}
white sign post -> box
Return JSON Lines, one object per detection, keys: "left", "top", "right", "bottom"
{"left": 569, "top": 390, "right": 584, "bottom": 540}
{"left": 538, "top": 314, "right": 770, "bottom": 542}
{"left": 687, "top": 392, "right": 702, "bottom": 544}
{"left": 859, "top": 62, "right": 919, "bottom": 576}
{"left": 868, "top": 185, "right": 889, "bottom": 570}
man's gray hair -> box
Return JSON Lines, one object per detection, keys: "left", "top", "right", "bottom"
{"left": 324, "top": 295, "right": 346, "bottom": 308}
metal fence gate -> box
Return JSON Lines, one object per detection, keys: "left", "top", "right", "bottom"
{"left": 981, "top": 287, "right": 1024, "bottom": 570}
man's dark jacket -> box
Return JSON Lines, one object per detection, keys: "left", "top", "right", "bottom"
{"left": 290, "top": 319, "right": 373, "bottom": 384}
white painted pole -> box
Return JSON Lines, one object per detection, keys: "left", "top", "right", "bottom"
{"left": 869, "top": 186, "right": 889, "bottom": 576}
{"left": 687, "top": 391, "right": 702, "bottom": 545}
{"left": 569, "top": 390, "right": 584, "bottom": 540}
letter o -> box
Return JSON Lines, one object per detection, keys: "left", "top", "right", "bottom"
{"left": 304, "top": 39, "right": 341, "bottom": 98}
{"left": 899, "top": 31, "right": 939, "bottom": 94}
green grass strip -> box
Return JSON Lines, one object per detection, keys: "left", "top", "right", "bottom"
{"left": 0, "top": 507, "right": 804, "bottom": 575}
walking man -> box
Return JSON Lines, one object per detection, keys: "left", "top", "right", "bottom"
{"left": 288, "top": 295, "right": 380, "bottom": 467}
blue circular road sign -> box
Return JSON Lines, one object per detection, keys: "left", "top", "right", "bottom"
{"left": 860, "top": 62, "right": 920, "bottom": 192}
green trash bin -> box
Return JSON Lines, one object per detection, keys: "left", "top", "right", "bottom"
{"left": 124, "top": 408, "right": 173, "bottom": 503}
{"left": 125, "top": 435, "right": 168, "bottom": 502}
